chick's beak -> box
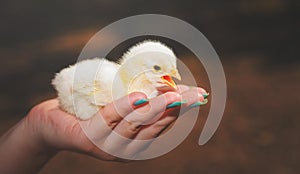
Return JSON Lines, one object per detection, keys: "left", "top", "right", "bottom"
{"left": 161, "top": 69, "right": 181, "bottom": 90}
{"left": 161, "top": 75, "right": 177, "bottom": 90}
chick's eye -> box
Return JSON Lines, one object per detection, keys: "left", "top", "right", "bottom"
{"left": 153, "top": 65, "right": 161, "bottom": 71}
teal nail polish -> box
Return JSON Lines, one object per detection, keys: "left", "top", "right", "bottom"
{"left": 200, "top": 99, "right": 208, "bottom": 105}
{"left": 202, "top": 93, "right": 209, "bottom": 99}
{"left": 190, "top": 102, "right": 201, "bottom": 108}
{"left": 166, "top": 100, "right": 187, "bottom": 109}
{"left": 134, "top": 99, "right": 149, "bottom": 106}
{"left": 190, "top": 99, "right": 208, "bottom": 108}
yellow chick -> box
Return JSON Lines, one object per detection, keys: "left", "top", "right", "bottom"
{"left": 52, "top": 40, "right": 181, "bottom": 120}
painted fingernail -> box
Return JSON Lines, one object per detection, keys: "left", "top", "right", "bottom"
{"left": 190, "top": 99, "right": 208, "bottom": 108}
{"left": 166, "top": 100, "right": 187, "bottom": 109}
{"left": 202, "top": 93, "right": 209, "bottom": 99}
{"left": 134, "top": 99, "right": 149, "bottom": 106}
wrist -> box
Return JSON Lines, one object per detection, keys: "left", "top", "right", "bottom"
{"left": 25, "top": 106, "right": 59, "bottom": 155}
{"left": 0, "top": 112, "right": 57, "bottom": 174}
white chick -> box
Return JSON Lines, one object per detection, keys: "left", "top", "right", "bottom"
{"left": 52, "top": 40, "right": 181, "bottom": 120}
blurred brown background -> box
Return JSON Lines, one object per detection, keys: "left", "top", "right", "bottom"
{"left": 0, "top": 0, "right": 299, "bottom": 174}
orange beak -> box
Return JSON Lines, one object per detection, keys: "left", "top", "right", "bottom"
{"left": 161, "top": 75, "right": 177, "bottom": 90}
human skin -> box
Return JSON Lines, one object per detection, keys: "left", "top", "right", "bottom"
{"left": 0, "top": 85, "right": 207, "bottom": 174}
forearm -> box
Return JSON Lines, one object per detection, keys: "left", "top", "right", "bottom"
{"left": 0, "top": 118, "right": 57, "bottom": 174}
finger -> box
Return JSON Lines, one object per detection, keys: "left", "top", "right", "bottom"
{"left": 124, "top": 87, "right": 206, "bottom": 155}
{"left": 117, "top": 87, "right": 208, "bottom": 158}
{"left": 123, "top": 109, "right": 178, "bottom": 158}
{"left": 177, "top": 85, "right": 209, "bottom": 97}
{"left": 190, "top": 86, "right": 208, "bottom": 96}
{"left": 181, "top": 87, "right": 206, "bottom": 105}
{"left": 156, "top": 84, "right": 190, "bottom": 94}
{"left": 111, "top": 92, "right": 181, "bottom": 139}
{"left": 78, "top": 92, "right": 147, "bottom": 144}
{"left": 101, "top": 92, "right": 181, "bottom": 158}
{"left": 101, "top": 92, "right": 180, "bottom": 150}
{"left": 135, "top": 111, "right": 178, "bottom": 139}
{"left": 134, "top": 87, "right": 206, "bottom": 140}
{"left": 99, "top": 92, "right": 147, "bottom": 128}
{"left": 177, "top": 84, "right": 190, "bottom": 94}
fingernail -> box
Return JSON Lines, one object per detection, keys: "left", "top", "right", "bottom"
{"left": 190, "top": 99, "right": 208, "bottom": 108}
{"left": 166, "top": 100, "right": 187, "bottom": 109}
{"left": 134, "top": 99, "right": 149, "bottom": 106}
{"left": 202, "top": 93, "right": 209, "bottom": 99}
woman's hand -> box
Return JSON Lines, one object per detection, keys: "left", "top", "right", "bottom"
{"left": 0, "top": 85, "right": 208, "bottom": 173}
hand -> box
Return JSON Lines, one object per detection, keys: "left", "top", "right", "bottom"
{"left": 0, "top": 85, "right": 208, "bottom": 173}
{"left": 27, "top": 85, "right": 208, "bottom": 160}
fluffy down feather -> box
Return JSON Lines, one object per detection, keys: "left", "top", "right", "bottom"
{"left": 52, "top": 40, "right": 180, "bottom": 120}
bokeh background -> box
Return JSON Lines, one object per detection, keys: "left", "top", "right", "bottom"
{"left": 0, "top": 0, "right": 299, "bottom": 173}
